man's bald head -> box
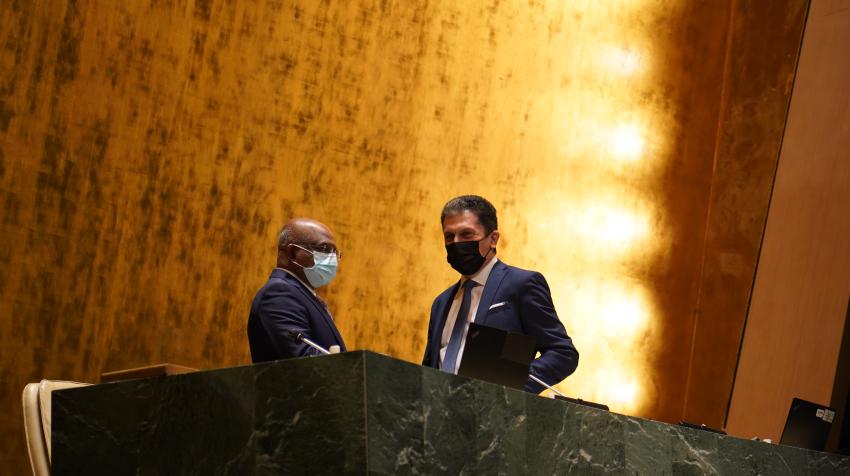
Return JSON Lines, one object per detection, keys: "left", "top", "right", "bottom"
{"left": 276, "top": 218, "right": 338, "bottom": 282}
{"left": 278, "top": 218, "right": 332, "bottom": 251}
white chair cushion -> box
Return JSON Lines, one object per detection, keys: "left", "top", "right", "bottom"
{"left": 23, "top": 383, "right": 49, "bottom": 476}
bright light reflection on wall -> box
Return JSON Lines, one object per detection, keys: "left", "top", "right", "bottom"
{"left": 531, "top": 4, "right": 671, "bottom": 415}
{"left": 599, "top": 294, "right": 647, "bottom": 335}
{"left": 549, "top": 104, "right": 659, "bottom": 173}
{"left": 552, "top": 278, "right": 657, "bottom": 415}
{"left": 531, "top": 197, "right": 659, "bottom": 263}
{"left": 601, "top": 46, "right": 643, "bottom": 76}
{"left": 576, "top": 204, "right": 649, "bottom": 250}
{"left": 608, "top": 123, "right": 645, "bottom": 160}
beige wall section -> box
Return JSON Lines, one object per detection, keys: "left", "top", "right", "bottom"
{"left": 726, "top": 0, "right": 850, "bottom": 441}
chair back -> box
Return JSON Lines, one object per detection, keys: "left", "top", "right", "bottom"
{"left": 22, "top": 383, "right": 48, "bottom": 476}
{"left": 22, "top": 380, "right": 89, "bottom": 476}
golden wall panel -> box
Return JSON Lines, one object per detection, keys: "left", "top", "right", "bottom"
{"left": 0, "top": 0, "right": 806, "bottom": 471}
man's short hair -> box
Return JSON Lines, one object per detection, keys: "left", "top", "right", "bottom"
{"left": 277, "top": 224, "right": 304, "bottom": 251}
{"left": 277, "top": 226, "right": 293, "bottom": 251}
{"left": 441, "top": 195, "right": 498, "bottom": 234}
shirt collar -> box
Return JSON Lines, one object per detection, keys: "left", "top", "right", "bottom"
{"left": 277, "top": 267, "right": 316, "bottom": 296}
{"left": 466, "top": 256, "right": 499, "bottom": 287}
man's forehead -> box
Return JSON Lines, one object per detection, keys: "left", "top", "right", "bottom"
{"left": 443, "top": 211, "right": 483, "bottom": 229}
{"left": 290, "top": 220, "right": 332, "bottom": 240}
{"left": 306, "top": 224, "right": 334, "bottom": 242}
{"left": 315, "top": 230, "right": 335, "bottom": 243}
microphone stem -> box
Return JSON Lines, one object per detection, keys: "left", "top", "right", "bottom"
{"left": 300, "top": 335, "right": 331, "bottom": 355}
{"left": 529, "top": 374, "right": 567, "bottom": 398}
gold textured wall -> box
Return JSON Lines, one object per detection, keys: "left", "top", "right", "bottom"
{"left": 0, "top": 0, "right": 807, "bottom": 471}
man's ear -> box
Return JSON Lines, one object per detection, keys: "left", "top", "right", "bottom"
{"left": 490, "top": 230, "right": 500, "bottom": 248}
{"left": 281, "top": 244, "right": 296, "bottom": 262}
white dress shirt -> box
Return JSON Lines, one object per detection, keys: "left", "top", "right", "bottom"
{"left": 277, "top": 267, "right": 316, "bottom": 296}
{"left": 439, "top": 257, "right": 499, "bottom": 373}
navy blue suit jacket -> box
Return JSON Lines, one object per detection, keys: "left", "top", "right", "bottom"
{"left": 248, "top": 269, "right": 346, "bottom": 362}
{"left": 422, "top": 260, "right": 578, "bottom": 393}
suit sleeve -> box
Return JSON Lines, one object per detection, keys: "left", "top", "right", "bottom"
{"left": 257, "top": 281, "right": 324, "bottom": 358}
{"left": 519, "top": 272, "right": 579, "bottom": 393}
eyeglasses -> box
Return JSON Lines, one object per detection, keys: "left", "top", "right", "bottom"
{"left": 292, "top": 243, "right": 342, "bottom": 260}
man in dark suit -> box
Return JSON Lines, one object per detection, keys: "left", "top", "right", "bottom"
{"left": 248, "top": 218, "right": 346, "bottom": 362}
{"left": 422, "top": 195, "right": 578, "bottom": 393}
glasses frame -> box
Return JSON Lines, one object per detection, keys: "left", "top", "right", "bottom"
{"left": 291, "top": 243, "right": 341, "bottom": 260}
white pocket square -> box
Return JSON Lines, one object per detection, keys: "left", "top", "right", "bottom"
{"left": 488, "top": 301, "right": 508, "bottom": 310}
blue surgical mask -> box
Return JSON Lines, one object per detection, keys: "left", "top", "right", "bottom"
{"left": 292, "top": 245, "right": 338, "bottom": 288}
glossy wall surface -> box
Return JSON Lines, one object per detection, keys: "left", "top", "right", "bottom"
{"left": 0, "top": 0, "right": 807, "bottom": 471}
{"left": 727, "top": 0, "right": 850, "bottom": 443}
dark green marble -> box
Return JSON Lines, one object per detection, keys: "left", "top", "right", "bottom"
{"left": 364, "top": 354, "right": 424, "bottom": 474}
{"left": 52, "top": 351, "right": 850, "bottom": 475}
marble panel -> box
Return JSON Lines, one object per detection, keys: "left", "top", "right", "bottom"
{"left": 51, "top": 352, "right": 850, "bottom": 475}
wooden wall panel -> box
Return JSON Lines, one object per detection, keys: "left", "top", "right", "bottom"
{"left": 726, "top": 0, "right": 850, "bottom": 442}
{"left": 0, "top": 0, "right": 806, "bottom": 472}
{"left": 682, "top": 0, "right": 809, "bottom": 428}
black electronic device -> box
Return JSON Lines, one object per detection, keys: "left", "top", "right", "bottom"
{"left": 456, "top": 323, "right": 536, "bottom": 390}
{"left": 555, "top": 395, "right": 610, "bottom": 411}
{"left": 779, "top": 397, "right": 837, "bottom": 451}
{"left": 677, "top": 420, "right": 726, "bottom": 435}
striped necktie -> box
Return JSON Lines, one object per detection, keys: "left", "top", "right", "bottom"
{"left": 441, "top": 280, "right": 478, "bottom": 373}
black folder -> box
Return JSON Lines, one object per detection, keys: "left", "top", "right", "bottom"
{"left": 457, "top": 323, "right": 536, "bottom": 390}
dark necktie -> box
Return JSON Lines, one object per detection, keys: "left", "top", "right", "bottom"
{"left": 442, "top": 280, "right": 478, "bottom": 373}
{"left": 315, "top": 295, "right": 333, "bottom": 320}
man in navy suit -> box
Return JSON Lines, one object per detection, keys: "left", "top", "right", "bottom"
{"left": 422, "top": 195, "right": 578, "bottom": 393}
{"left": 248, "top": 218, "right": 346, "bottom": 362}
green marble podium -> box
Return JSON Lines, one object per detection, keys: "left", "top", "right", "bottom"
{"left": 52, "top": 351, "right": 850, "bottom": 475}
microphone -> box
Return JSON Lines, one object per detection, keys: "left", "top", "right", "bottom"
{"left": 529, "top": 373, "right": 569, "bottom": 398}
{"left": 532, "top": 373, "right": 611, "bottom": 411}
{"left": 285, "top": 330, "right": 332, "bottom": 355}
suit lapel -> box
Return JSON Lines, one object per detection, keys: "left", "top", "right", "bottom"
{"left": 432, "top": 281, "right": 460, "bottom": 366}
{"left": 278, "top": 271, "right": 345, "bottom": 348}
{"left": 474, "top": 261, "right": 508, "bottom": 325}
{"left": 303, "top": 289, "right": 345, "bottom": 347}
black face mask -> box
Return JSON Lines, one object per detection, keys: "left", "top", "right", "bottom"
{"left": 446, "top": 239, "right": 490, "bottom": 275}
